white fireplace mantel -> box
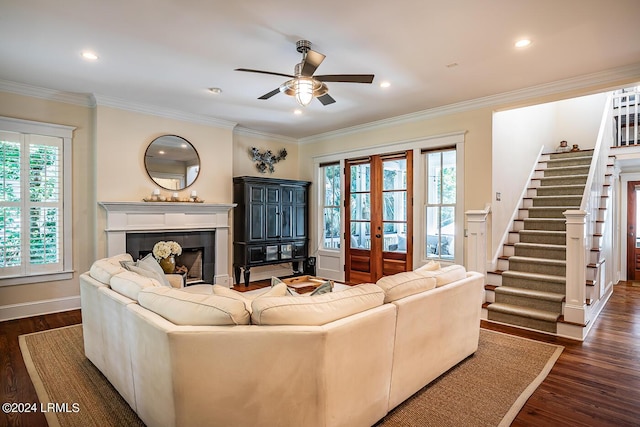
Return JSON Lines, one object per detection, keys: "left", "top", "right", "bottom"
{"left": 99, "top": 202, "right": 236, "bottom": 287}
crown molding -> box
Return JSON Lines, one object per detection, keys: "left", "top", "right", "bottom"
{"left": 91, "top": 94, "right": 237, "bottom": 129}
{"left": 298, "top": 63, "right": 640, "bottom": 144}
{"left": 0, "top": 79, "right": 93, "bottom": 106}
{"left": 233, "top": 126, "right": 297, "bottom": 144}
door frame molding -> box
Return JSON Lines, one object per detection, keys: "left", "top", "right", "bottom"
{"left": 620, "top": 172, "right": 640, "bottom": 281}
{"left": 311, "top": 131, "right": 466, "bottom": 282}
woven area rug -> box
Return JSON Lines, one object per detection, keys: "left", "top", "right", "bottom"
{"left": 20, "top": 325, "right": 562, "bottom": 427}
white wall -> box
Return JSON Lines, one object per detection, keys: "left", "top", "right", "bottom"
{"left": 491, "top": 93, "right": 608, "bottom": 264}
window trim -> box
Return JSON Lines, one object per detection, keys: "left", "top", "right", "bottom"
{"left": 0, "top": 116, "right": 75, "bottom": 286}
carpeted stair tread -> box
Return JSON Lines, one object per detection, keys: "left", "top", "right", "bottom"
{"left": 494, "top": 286, "right": 565, "bottom": 302}
{"left": 487, "top": 302, "right": 561, "bottom": 322}
{"left": 508, "top": 255, "right": 565, "bottom": 265}
{"left": 501, "top": 270, "right": 566, "bottom": 284}
{"left": 514, "top": 242, "right": 566, "bottom": 251}
{"left": 532, "top": 195, "right": 582, "bottom": 206}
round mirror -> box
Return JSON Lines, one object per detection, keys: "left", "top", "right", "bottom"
{"left": 144, "top": 135, "right": 200, "bottom": 190}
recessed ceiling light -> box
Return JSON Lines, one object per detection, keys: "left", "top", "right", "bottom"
{"left": 380, "top": 81, "right": 391, "bottom": 88}
{"left": 294, "top": 109, "right": 303, "bottom": 115}
{"left": 208, "top": 87, "right": 222, "bottom": 94}
{"left": 515, "top": 39, "right": 532, "bottom": 48}
{"left": 81, "top": 51, "right": 98, "bottom": 60}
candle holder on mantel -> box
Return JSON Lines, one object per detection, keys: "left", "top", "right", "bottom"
{"left": 143, "top": 189, "right": 204, "bottom": 203}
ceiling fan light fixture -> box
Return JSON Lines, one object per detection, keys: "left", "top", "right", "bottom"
{"left": 295, "top": 78, "right": 314, "bottom": 107}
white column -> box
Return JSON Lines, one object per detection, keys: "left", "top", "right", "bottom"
{"left": 564, "top": 210, "right": 588, "bottom": 325}
{"left": 465, "top": 208, "right": 490, "bottom": 276}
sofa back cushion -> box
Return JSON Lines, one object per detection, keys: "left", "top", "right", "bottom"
{"left": 110, "top": 270, "right": 162, "bottom": 301}
{"left": 375, "top": 271, "right": 437, "bottom": 303}
{"left": 89, "top": 253, "right": 134, "bottom": 285}
{"left": 138, "top": 286, "right": 251, "bottom": 325}
{"left": 415, "top": 264, "right": 467, "bottom": 287}
{"left": 251, "top": 283, "right": 385, "bottom": 326}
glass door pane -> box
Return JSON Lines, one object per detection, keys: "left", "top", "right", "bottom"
{"left": 382, "top": 158, "right": 407, "bottom": 253}
{"left": 350, "top": 163, "right": 371, "bottom": 249}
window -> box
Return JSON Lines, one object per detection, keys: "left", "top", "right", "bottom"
{"left": 425, "top": 148, "right": 456, "bottom": 260}
{"left": 321, "top": 162, "right": 341, "bottom": 250}
{"left": 0, "top": 117, "right": 73, "bottom": 284}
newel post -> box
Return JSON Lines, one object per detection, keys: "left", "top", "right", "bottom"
{"left": 465, "top": 207, "right": 490, "bottom": 276}
{"left": 564, "top": 210, "right": 588, "bottom": 325}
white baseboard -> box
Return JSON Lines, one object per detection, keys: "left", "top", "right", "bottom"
{"left": 0, "top": 295, "right": 81, "bottom": 322}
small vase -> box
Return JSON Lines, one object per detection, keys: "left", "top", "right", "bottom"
{"left": 159, "top": 256, "right": 176, "bottom": 274}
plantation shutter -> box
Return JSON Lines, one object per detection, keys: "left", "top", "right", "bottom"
{"left": 0, "top": 131, "right": 23, "bottom": 274}
{"left": 0, "top": 132, "right": 63, "bottom": 276}
{"left": 28, "top": 134, "right": 63, "bottom": 273}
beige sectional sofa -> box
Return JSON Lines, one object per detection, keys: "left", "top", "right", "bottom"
{"left": 80, "top": 255, "right": 484, "bottom": 427}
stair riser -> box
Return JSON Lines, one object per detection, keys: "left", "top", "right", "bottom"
{"left": 501, "top": 275, "right": 565, "bottom": 293}
{"left": 508, "top": 259, "right": 566, "bottom": 276}
{"left": 535, "top": 186, "right": 585, "bottom": 196}
{"left": 524, "top": 219, "right": 566, "bottom": 231}
{"left": 532, "top": 197, "right": 582, "bottom": 207}
{"left": 514, "top": 246, "right": 566, "bottom": 260}
{"left": 543, "top": 166, "right": 590, "bottom": 177}
{"left": 518, "top": 232, "right": 566, "bottom": 245}
{"left": 487, "top": 311, "right": 558, "bottom": 333}
{"left": 494, "top": 293, "right": 563, "bottom": 313}
{"left": 486, "top": 272, "right": 502, "bottom": 287}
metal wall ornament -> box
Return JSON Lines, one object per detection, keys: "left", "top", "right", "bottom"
{"left": 250, "top": 147, "right": 287, "bottom": 173}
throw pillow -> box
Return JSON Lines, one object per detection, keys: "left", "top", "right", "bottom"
{"left": 129, "top": 253, "right": 171, "bottom": 287}
{"left": 271, "top": 276, "right": 296, "bottom": 296}
{"left": 309, "top": 280, "right": 333, "bottom": 296}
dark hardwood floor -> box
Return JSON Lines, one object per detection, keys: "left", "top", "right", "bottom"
{"left": 1, "top": 283, "right": 639, "bottom": 426}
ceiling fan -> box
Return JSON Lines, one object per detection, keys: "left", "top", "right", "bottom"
{"left": 235, "top": 40, "right": 375, "bottom": 107}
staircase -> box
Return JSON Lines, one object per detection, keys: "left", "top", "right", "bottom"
{"left": 485, "top": 149, "right": 594, "bottom": 334}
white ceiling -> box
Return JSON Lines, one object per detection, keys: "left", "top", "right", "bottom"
{"left": 2, "top": 0, "right": 640, "bottom": 139}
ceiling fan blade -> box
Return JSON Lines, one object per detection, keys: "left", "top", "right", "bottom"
{"left": 258, "top": 88, "right": 282, "bottom": 100}
{"left": 317, "top": 93, "right": 336, "bottom": 106}
{"left": 235, "top": 68, "right": 294, "bottom": 79}
{"left": 315, "top": 74, "right": 375, "bottom": 84}
{"left": 300, "top": 50, "right": 325, "bottom": 76}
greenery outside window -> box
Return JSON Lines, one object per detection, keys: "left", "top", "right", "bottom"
{"left": 425, "top": 148, "right": 456, "bottom": 260}
{"left": 0, "top": 117, "right": 73, "bottom": 284}
{"left": 321, "top": 162, "right": 341, "bottom": 250}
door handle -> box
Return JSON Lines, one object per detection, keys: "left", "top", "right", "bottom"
{"left": 375, "top": 234, "right": 381, "bottom": 238}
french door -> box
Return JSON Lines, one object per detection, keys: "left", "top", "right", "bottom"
{"left": 345, "top": 151, "right": 413, "bottom": 283}
{"left": 627, "top": 181, "right": 640, "bottom": 281}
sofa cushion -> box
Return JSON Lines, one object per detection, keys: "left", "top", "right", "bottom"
{"left": 375, "top": 271, "right": 437, "bottom": 303}
{"left": 138, "top": 286, "right": 250, "bottom": 325}
{"left": 89, "top": 253, "right": 134, "bottom": 285}
{"left": 251, "top": 283, "right": 385, "bottom": 326}
{"left": 110, "top": 270, "right": 162, "bottom": 301}
{"left": 121, "top": 253, "right": 171, "bottom": 287}
{"left": 416, "top": 264, "right": 467, "bottom": 287}
{"left": 212, "top": 282, "right": 289, "bottom": 312}
{"left": 415, "top": 260, "right": 441, "bottom": 273}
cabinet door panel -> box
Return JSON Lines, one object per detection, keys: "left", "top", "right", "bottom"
{"left": 248, "top": 246, "right": 265, "bottom": 263}
{"left": 280, "top": 204, "right": 293, "bottom": 238}
{"left": 293, "top": 241, "right": 307, "bottom": 259}
{"left": 266, "top": 204, "right": 280, "bottom": 239}
{"left": 249, "top": 204, "right": 265, "bottom": 241}
{"left": 294, "top": 205, "right": 306, "bottom": 238}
